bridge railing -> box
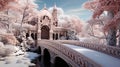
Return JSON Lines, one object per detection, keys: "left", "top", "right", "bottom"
{"left": 38, "top": 40, "right": 101, "bottom": 67}
{"left": 59, "top": 40, "right": 120, "bottom": 59}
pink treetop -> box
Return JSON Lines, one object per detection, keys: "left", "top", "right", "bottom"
{"left": 93, "top": 0, "right": 119, "bottom": 18}
{"left": 84, "top": 0, "right": 120, "bottom": 30}
{"left": 0, "top": 0, "right": 17, "bottom": 11}
{"left": 83, "top": 0, "right": 98, "bottom": 10}
{"left": 84, "top": 0, "right": 120, "bottom": 18}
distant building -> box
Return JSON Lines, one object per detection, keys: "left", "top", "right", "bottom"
{"left": 26, "top": 4, "right": 68, "bottom": 40}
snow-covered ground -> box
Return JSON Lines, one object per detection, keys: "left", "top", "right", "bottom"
{"left": 63, "top": 44, "right": 120, "bottom": 67}
{"left": 0, "top": 51, "right": 39, "bottom": 67}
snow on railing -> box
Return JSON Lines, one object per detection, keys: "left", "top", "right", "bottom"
{"left": 37, "top": 40, "right": 101, "bottom": 67}
{"left": 59, "top": 40, "right": 120, "bottom": 59}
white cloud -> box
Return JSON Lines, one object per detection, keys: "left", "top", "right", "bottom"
{"left": 67, "top": 7, "right": 87, "bottom": 13}
{"left": 65, "top": 7, "right": 92, "bottom": 21}
{"left": 66, "top": 7, "right": 91, "bottom": 16}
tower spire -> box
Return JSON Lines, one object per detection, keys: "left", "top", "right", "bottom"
{"left": 43, "top": 3, "right": 47, "bottom": 10}
{"left": 54, "top": 2, "right": 57, "bottom": 9}
{"left": 52, "top": 2, "right": 58, "bottom": 27}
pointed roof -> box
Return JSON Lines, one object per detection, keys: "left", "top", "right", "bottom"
{"left": 43, "top": 3, "right": 47, "bottom": 10}
{"left": 53, "top": 3, "right": 57, "bottom": 10}
{"left": 54, "top": 3, "right": 57, "bottom": 8}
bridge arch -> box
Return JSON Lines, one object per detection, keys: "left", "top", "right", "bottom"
{"left": 54, "top": 57, "right": 69, "bottom": 67}
{"left": 43, "top": 48, "right": 51, "bottom": 67}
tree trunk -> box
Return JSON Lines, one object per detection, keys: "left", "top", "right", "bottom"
{"left": 5, "top": 9, "right": 11, "bottom": 33}
{"left": 106, "top": 11, "right": 117, "bottom": 46}
{"left": 107, "top": 28, "right": 117, "bottom": 46}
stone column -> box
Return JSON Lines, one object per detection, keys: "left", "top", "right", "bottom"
{"left": 50, "top": 30, "right": 53, "bottom": 40}
{"left": 65, "top": 32, "right": 67, "bottom": 38}
{"left": 58, "top": 32, "right": 60, "bottom": 40}
{"left": 23, "top": 31, "right": 26, "bottom": 38}
{"left": 29, "top": 31, "right": 32, "bottom": 37}
{"left": 9, "top": 23, "right": 12, "bottom": 33}
{"left": 38, "top": 30, "right": 41, "bottom": 40}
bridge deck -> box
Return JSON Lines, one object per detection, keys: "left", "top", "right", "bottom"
{"left": 63, "top": 44, "right": 120, "bottom": 67}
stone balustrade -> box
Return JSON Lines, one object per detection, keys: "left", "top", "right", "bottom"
{"left": 59, "top": 40, "right": 120, "bottom": 59}
{"left": 38, "top": 40, "right": 101, "bottom": 67}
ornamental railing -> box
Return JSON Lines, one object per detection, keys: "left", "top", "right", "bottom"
{"left": 37, "top": 40, "right": 101, "bottom": 67}
{"left": 59, "top": 40, "right": 120, "bottom": 59}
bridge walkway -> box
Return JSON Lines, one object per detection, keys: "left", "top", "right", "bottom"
{"left": 63, "top": 44, "right": 120, "bottom": 67}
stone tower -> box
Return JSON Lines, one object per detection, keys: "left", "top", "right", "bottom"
{"left": 52, "top": 4, "right": 58, "bottom": 27}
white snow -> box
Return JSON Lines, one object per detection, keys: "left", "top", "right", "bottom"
{"left": 0, "top": 37, "right": 39, "bottom": 67}
{"left": 0, "top": 51, "right": 39, "bottom": 67}
{"left": 63, "top": 44, "right": 120, "bottom": 67}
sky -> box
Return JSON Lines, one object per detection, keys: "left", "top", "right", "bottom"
{"left": 35, "top": 0, "right": 92, "bottom": 21}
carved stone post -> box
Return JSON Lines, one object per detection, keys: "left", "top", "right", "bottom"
{"left": 38, "top": 30, "right": 41, "bottom": 40}
{"left": 58, "top": 32, "right": 60, "bottom": 40}
{"left": 50, "top": 30, "right": 53, "bottom": 40}
{"left": 29, "top": 31, "right": 32, "bottom": 38}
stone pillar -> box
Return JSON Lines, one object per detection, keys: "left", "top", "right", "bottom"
{"left": 50, "top": 57, "right": 54, "bottom": 67}
{"left": 29, "top": 31, "right": 32, "bottom": 37}
{"left": 9, "top": 23, "right": 12, "bottom": 33}
{"left": 38, "top": 30, "right": 41, "bottom": 40}
{"left": 58, "top": 32, "right": 60, "bottom": 40}
{"left": 50, "top": 30, "right": 53, "bottom": 40}
{"left": 23, "top": 31, "right": 26, "bottom": 38}
{"left": 65, "top": 32, "right": 67, "bottom": 38}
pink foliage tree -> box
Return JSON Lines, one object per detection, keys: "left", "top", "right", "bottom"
{"left": 0, "top": 0, "right": 17, "bottom": 11}
{"left": 59, "top": 16, "right": 83, "bottom": 34}
{"left": 84, "top": 0, "right": 120, "bottom": 46}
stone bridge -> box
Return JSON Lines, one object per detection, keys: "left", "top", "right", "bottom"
{"left": 36, "top": 40, "right": 120, "bottom": 67}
